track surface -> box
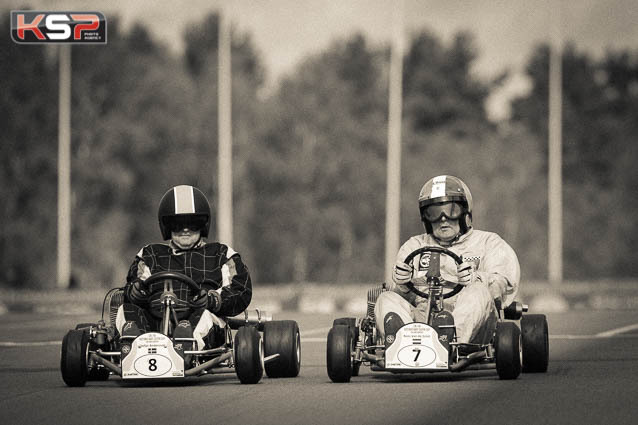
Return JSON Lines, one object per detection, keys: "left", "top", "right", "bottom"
{"left": 2, "top": 310, "right": 638, "bottom": 425}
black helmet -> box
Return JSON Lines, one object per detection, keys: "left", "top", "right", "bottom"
{"left": 418, "top": 175, "right": 473, "bottom": 235}
{"left": 158, "top": 185, "right": 211, "bottom": 240}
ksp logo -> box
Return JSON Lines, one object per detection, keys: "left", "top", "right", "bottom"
{"left": 11, "top": 11, "right": 107, "bottom": 44}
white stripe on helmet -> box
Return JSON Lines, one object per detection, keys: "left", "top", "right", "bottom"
{"left": 430, "top": 175, "right": 447, "bottom": 198}
{"left": 173, "top": 185, "right": 196, "bottom": 214}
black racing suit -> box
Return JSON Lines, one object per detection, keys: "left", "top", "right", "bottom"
{"left": 121, "top": 239, "right": 252, "bottom": 342}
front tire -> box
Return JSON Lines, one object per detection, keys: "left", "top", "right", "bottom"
{"left": 495, "top": 321, "right": 522, "bottom": 380}
{"left": 333, "top": 318, "right": 360, "bottom": 376}
{"left": 263, "top": 320, "right": 301, "bottom": 378}
{"left": 60, "top": 329, "right": 90, "bottom": 387}
{"left": 234, "top": 326, "right": 264, "bottom": 384}
{"left": 522, "top": 314, "right": 549, "bottom": 373}
{"left": 327, "top": 325, "right": 353, "bottom": 383}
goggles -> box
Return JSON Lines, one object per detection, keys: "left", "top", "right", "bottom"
{"left": 168, "top": 216, "right": 207, "bottom": 233}
{"left": 421, "top": 202, "right": 464, "bottom": 222}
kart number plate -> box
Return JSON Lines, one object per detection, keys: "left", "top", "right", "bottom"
{"left": 122, "top": 332, "right": 184, "bottom": 379}
{"left": 397, "top": 345, "right": 436, "bottom": 367}
{"left": 385, "top": 323, "right": 449, "bottom": 370}
{"left": 134, "top": 354, "right": 172, "bottom": 377}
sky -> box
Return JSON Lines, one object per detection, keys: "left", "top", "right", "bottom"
{"left": 10, "top": 0, "right": 638, "bottom": 119}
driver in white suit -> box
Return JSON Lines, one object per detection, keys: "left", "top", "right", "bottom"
{"left": 375, "top": 175, "right": 520, "bottom": 361}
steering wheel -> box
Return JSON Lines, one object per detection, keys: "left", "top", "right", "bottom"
{"left": 143, "top": 271, "right": 201, "bottom": 293}
{"left": 402, "top": 246, "right": 463, "bottom": 299}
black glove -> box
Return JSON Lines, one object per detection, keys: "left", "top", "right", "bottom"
{"left": 128, "top": 278, "right": 148, "bottom": 302}
{"left": 191, "top": 289, "right": 222, "bottom": 313}
{"left": 191, "top": 289, "right": 209, "bottom": 309}
{"left": 207, "top": 290, "right": 222, "bottom": 313}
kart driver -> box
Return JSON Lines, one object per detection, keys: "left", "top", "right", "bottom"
{"left": 375, "top": 175, "right": 520, "bottom": 365}
{"left": 115, "top": 185, "right": 252, "bottom": 354}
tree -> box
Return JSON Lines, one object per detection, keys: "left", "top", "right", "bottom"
{"left": 248, "top": 34, "right": 388, "bottom": 283}
{"left": 510, "top": 43, "right": 638, "bottom": 278}
{"left": 0, "top": 11, "right": 58, "bottom": 287}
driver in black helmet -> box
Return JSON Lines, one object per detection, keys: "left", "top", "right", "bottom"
{"left": 375, "top": 175, "right": 520, "bottom": 366}
{"left": 116, "top": 185, "right": 252, "bottom": 355}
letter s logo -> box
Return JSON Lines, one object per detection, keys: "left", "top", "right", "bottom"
{"left": 45, "top": 14, "right": 71, "bottom": 40}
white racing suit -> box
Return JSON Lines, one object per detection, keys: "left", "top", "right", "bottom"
{"left": 375, "top": 228, "right": 520, "bottom": 344}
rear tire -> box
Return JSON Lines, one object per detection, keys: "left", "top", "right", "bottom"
{"left": 263, "top": 320, "right": 301, "bottom": 378}
{"left": 327, "top": 325, "right": 353, "bottom": 383}
{"left": 234, "top": 326, "right": 264, "bottom": 384}
{"left": 74, "top": 323, "right": 96, "bottom": 330}
{"left": 495, "top": 321, "right": 522, "bottom": 380}
{"left": 522, "top": 314, "right": 549, "bottom": 373}
{"left": 60, "top": 329, "right": 89, "bottom": 387}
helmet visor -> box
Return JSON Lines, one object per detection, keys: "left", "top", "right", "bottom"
{"left": 167, "top": 216, "right": 207, "bottom": 233}
{"left": 421, "top": 202, "right": 464, "bottom": 222}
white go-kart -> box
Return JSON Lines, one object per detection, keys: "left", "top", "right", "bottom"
{"left": 61, "top": 272, "right": 301, "bottom": 386}
{"left": 326, "top": 247, "right": 549, "bottom": 382}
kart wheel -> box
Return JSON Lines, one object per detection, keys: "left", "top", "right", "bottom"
{"left": 75, "top": 323, "right": 96, "bottom": 330}
{"left": 263, "top": 320, "right": 301, "bottom": 378}
{"left": 333, "top": 318, "right": 360, "bottom": 376}
{"left": 522, "top": 314, "right": 549, "bottom": 373}
{"left": 60, "top": 329, "right": 89, "bottom": 387}
{"left": 495, "top": 321, "right": 522, "bottom": 380}
{"left": 234, "top": 326, "right": 264, "bottom": 384}
{"left": 327, "top": 325, "right": 353, "bottom": 383}
{"left": 333, "top": 317, "right": 357, "bottom": 328}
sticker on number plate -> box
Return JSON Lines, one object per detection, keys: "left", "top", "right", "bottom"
{"left": 121, "top": 332, "right": 185, "bottom": 379}
{"left": 385, "top": 323, "right": 449, "bottom": 370}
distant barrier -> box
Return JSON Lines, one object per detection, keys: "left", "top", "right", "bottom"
{"left": 1, "top": 280, "right": 638, "bottom": 315}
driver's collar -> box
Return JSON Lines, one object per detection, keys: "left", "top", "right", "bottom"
{"left": 433, "top": 228, "right": 473, "bottom": 246}
{"left": 169, "top": 238, "right": 205, "bottom": 254}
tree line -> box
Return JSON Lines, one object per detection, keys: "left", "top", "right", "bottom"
{"left": 2, "top": 11, "right": 637, "bottom": 288}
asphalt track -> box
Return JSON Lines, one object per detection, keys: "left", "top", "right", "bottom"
{"left": 2, "top": 310, "right": 638, "bottom": 425}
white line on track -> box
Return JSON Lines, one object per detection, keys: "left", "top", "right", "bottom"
{"left": 0, "top": 341, "right": 61, "bottom": 347}
{"left": 595, "top": 322, "right": 638, "bottom": 337}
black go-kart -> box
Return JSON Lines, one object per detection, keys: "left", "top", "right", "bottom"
{"left": 326, "top": 246, "right": 549, "bottom": 382}
{"left": 61, "top": 271, "right": 301, "bottom": 386}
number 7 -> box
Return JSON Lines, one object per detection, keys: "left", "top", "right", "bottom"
{"left": 413, "top": 348, "right": 421, "bottom": 362}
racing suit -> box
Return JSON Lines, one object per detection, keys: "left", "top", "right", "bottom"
{"left": 375, "top": 228, "right": 520, "bottom": 344}
{"left": 116, "top": 239, "right": 252, "bottom": 350}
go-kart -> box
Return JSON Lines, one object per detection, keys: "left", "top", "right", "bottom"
{"left": 326, "top": 246, "right": 549, "bottom": 382}
{"left": 61, "top": 271, "right": 301, "bottom": 386}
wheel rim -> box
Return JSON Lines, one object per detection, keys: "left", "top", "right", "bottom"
{"left": 259, "top": 336, "right": 265, "bottom": 371}
{"left": 518, "top": 333, "right": 523, "bottom": 367}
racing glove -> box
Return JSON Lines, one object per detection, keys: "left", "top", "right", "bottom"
{"left": 128, "top": 278, "right": 149, "bottom": 303}
{"left": 207, "top": 290, "right": 222, "bottom": 313}
{"left": 192, "top": 289, "right": 222, "bottom": 312}
{"left": 191, "top": 289, "right": 209, "bottom": 309}
{"left": 393, "top": 261, "right": 413, "bottom": 293}
{"left": 456, "top": 261, "right": 475, "bottom": 286}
